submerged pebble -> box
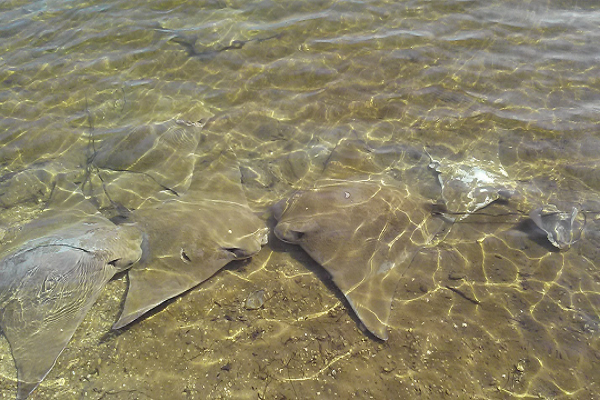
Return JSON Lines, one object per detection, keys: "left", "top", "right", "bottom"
{"left": 245, "top": 289, "right": 266, "bottom": 310}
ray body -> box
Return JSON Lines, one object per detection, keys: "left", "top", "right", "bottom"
{"left": 0, "top": 209, "right": 142, "bottom": 399}
{"left": 428, "top": 156, "right": 519, "bottom": 219}
{"left": 430, "top": 154, "right": 594, "bottom": 250}
{"left": 91, "top": 119, "right": 206, "bottom": 199}
{"left": 273, "top": 179, "right": 446, "bottom": 340}
{"left": 113, "top": 147, "right": 268, "bottom": 329}
{"left": 529, "top": 204, "right": 585, "bottom": 250}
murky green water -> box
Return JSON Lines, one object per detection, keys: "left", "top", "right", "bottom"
{"left": 1, "top": 0, "right": 599, "bottom": 398}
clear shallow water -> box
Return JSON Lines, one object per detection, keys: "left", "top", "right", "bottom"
{"left": 0, "top": 0, "right": 599, "bottom": 399}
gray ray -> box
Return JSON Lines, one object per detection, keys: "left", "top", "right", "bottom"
{"left": 113, "top": 145, "right": 268, "bottom": 329}
{"left": 273, "top": 178, "right": 447, "bottom": 340}
{"left": 427, "top": 155, "right": 521, "bottom": 220}
{"left": 529, "top": 204, "right": 586, "bottom": 250}
{"left": 89, "top": 119, "right": 206, "bottom": 205}
{"left": 428, "top": 156, "right": 592, "bottom": 250}
{"left": 0, "top": 182, "right": 142, "bottom": 400}
{"left": 271, "top": 136, "right": 598, "bottom": 342}
{"left": 0, "top": 162, "right": 86, "bottom": 228}
{"left": 429, "top": 138, "right": 599, "bottom": 251}
{"left": 323, "top": 139, "right": 440, "bottom": 199}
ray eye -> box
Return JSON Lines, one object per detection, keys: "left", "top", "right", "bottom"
{"left": 285, "top": 230, "right": 304, "bottom": 241}
{"left": 108, "top": 258, "right": 121, "bottom": 267}
{"left": 224, "top": 247, "right": 248, "bottom": 258}
{"left": 180, "top": 249, "right": 191, "bottom": 262}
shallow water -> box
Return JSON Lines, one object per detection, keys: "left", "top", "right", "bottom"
{"left": 1, "top": 0, "right": 599, "bottom": 399}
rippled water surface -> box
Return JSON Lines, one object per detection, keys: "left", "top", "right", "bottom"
{"left": 1, "top": 0, "right": 599, "bottom": 398}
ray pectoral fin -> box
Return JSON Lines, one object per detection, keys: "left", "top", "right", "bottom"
{"left": 113, "top": 267, "right": 198, "bottom": 329}
{"left": 344, "top": 295, "right": 390, "bottom": 341}
{"left": 331, "top": 259, "right": 403, "bottom": 341}
{"left": 1, "top": 309, "right": 84, "bottom": 400}
{"left": 0, "top": 249, "right": 110, "bottom": 400}
{"left": 113, "top": 255, "right": 233, "bottom": 329}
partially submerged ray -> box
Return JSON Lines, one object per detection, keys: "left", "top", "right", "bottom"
{"left": 0, "top": 162, "right": 86, "bottom": 227}
{"left": 169, "top": 33, "right": 282, "bottom": 60}
{"left": 90, "top": 119, "right": 207, "bottom": 202}
{"left": 0, "top": 182, "right": 142, "bottom": 400}
{"left": 428, "top": 155, "right": 519, "bottom": 220}
{"left": 324, "top": 139, "right": 440, "bottom": 199}
{"left": 273, "top": 178, "right": 447, "bottom": 340}
{"left": 429, "top": 154, "right": 598, "bottom": 254}
{"left": 529, "top": 204, "right": 585, "bottom": 250}
{"left": 113, "top": 146, "right": 268, "bottom": 329}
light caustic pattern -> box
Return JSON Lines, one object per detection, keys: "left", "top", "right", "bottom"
{"left": 0, "top": 0, "right": 599, "bottom": 399}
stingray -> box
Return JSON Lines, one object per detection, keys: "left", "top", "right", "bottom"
{"left": 169, "top": 33, "right": 282, "bottom": 60}
{"left": 0, "top": 182, "right": 143, "bottom": 400}
{"left": 427, "top": 155, "right": 520, "bottom": 220}
{"left": 427, "top": 156, "right": 590, "bottom": 250}
{"left": 273, "top": 178, "right": 447, "bottom": 340}
{"left": 112, "top": 145, "right": 268, "bottom": 329}
{"left": 89, "top": 118, "right": 207, "bottom": 200}
{"left": 427, "top": 150, "right": 593, "bottom": 250}
{"left": 529, "top": 204, "right": 586, "bottom": 250}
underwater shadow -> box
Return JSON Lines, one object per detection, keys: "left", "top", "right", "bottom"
{"left": 512, "top": 218, "right": 562, "bottom": 253}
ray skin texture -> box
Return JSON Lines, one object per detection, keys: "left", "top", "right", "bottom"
{"left": 0, "top": 209, "right": 143, "bottom": 400}
{"left": 92, "top": 119, "right": 205, "bottom": 196}
{"left": 273, "top": 179, "right": 446, "bottom": 340}
{"left": 113, "top": 147, "right": 269, "bottom": 329}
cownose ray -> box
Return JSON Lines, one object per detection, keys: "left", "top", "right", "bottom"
{"left": 112, "top": 145, "right": 269, "bottom": 329}
{"left": 273, "top": 178, "right": 448, "bottom": 340}
{"left": 0, "top": 181, "right": 143, "bottom": 400}
{"left": 273, "top": 137, "right": 597, "bottom": 340}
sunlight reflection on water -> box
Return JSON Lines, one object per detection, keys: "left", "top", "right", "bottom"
{"left": 0, "top": 0, "right": 599, "bottom": 398}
